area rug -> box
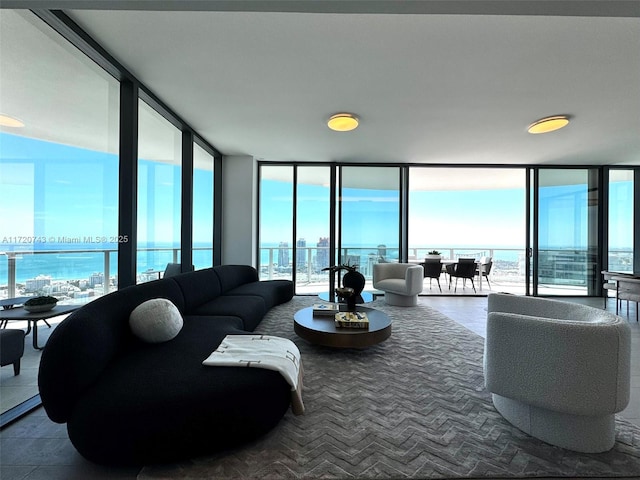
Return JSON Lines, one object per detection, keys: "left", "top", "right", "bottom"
{"left": 139, "top": 296, "right": 640, "bottom": 479}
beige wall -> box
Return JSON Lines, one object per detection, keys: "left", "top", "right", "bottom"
{"left": 221, "top": 155, "right": 257, "bottom": 266}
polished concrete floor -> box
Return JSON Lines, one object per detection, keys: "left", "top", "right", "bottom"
{"left": 0, "top": 296, "right": 638, "bottom": 480}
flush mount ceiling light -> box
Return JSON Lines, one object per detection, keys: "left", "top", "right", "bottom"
{"left": 527, "top": 115, "right": 570, "bottom": 134}
{"left": 0, "top": 114, "right": 25, "bottom": 128}
{"left": 327, "top": 113, "right": 359, "bottom": 132}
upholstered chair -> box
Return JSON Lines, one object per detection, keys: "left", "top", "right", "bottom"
{"left": 484, "top": 293, "right": 631, "bottom": 453}
{"left": 0, "top": 329, "right": 25, "bottom": 375}
{"left": 373, "top": 263, "right": 423, "bottom": 307}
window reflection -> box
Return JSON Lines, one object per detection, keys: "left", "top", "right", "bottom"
{"left": 137, "top": 100, "right": 182, "bottom": 283}
{"left": 193, "top": 143, "right": 214, "bottom": 269}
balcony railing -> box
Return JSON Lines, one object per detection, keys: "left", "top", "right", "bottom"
{"left": 260, "top": 246, "right": 634, "bottom": 295}
{"left": 1, "top": 246, "right": 632, "bottom": 301}
{"left": 0, "top": 247, "right": 212, "bottom": 301}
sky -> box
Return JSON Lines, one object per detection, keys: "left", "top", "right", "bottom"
{"left": 0, "top": 132, "right": 634, "bottom": 255}
{"left": 0, "top": 132, "right": 213, "bottom": 250}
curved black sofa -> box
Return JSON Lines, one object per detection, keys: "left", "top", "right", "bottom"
{"left": 38, "top": 265, "right": 294, "bottom": 466}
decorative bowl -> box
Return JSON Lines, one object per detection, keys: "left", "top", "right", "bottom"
{"left": 23, "top": 296, "right": 58, "bottom": 313}
{"left": 24, "top": 303, "right": 57, "bottom": 313}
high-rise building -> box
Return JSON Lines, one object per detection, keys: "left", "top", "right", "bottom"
{"left": 296, "top": 238, "right": 307, "bottom": 269}
{"left": 278, "top": 241, "right": 289, "bottom": 268}
{"left": 25, "top": 274, "right": 52, "bottom": 293}
{"left": 89, "top": 272, "right": 104, "bottom": 288}
{"left": 316, "top": 237, "right": 329, "bottom": 271}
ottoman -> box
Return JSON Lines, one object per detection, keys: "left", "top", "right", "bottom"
{"left": 1, "top": 329, "right": 25, "bottom": 375}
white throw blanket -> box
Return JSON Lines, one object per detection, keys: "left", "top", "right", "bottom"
{"left": 203, "top": 335, "right": 304, "bottom": 415}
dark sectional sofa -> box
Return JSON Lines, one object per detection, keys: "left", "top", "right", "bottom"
{"left": 38, "top": 265, "right": 294, "bottom": 466}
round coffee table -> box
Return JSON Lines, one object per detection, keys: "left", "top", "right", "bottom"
{"left": 294, "top": 306, "right": 391, "bottom": 348}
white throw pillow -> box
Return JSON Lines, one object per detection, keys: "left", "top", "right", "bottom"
{"left": 129, "top": 298, "right": 183, "bottom": 343}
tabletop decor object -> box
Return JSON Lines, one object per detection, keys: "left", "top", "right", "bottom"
{"left": 322, "top": 263, "right": 366, "bottom": 309}
{"left": 23, "top": 296, "right": 58, "bottom": 313}
{"left": 335, "top": 311, "right": 369, "bottom": 329}
{"left": 335, "top": 286, "right": 356, "bottom": 311}
{"left": 312, "top": 303, "right": 339, "bottom": 316}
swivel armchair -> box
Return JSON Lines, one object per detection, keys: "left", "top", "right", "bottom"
{"left": 373, "top": 263, "right": 423, "bottom": 306}
{"left": 484, "top": 293, "right": 631, "bottom": 452}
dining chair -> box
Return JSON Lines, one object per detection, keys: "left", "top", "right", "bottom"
{"left": 476, "top": 256, "right": 493, "bottom": 289}
{"left": 446, "top": 258, "right": 477, "bottom": 292}
{"left": 421, "top": 259, "right": 443, "bottom": 293}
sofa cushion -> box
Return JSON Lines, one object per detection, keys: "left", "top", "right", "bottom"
{"left": 171, "top": 268, "right": 222, "bottom": 311}
{"left": 129, "top": 298, "right": 183, "bottom": 343}
{"left": 224, "top": 280, "right": 294, "bottom": 310}
{"left": 214, "top": 265, "right": 259, "bottom": 293}
{"left": 193, "top": 295, "right": 266, "bottom": 331}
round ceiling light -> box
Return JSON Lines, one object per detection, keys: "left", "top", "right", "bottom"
{"left": 327, "top": 113, "right": 359, "bottom": 132}
{"left": 0, "top": 114, "right": 25, "bottom": 128}
{"left": 527, "top": 115, "right": 570, "bottom": 134}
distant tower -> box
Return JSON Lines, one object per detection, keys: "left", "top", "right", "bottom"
{"left": 278, "top": 241, "right": 289, "bottom": 267}
{"left": 296, "top": 238, "right": 307, "bottom": 269}
{"left": 316, "top": 237, "right": 329, "bottom": 271}
{"left": 89, "top": 272, "right": 104, "bottom": 288}
{"left": 25, "top": 274, "right": 52, "bottom": 293}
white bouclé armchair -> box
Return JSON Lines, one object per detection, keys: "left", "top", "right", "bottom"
{"left": 484, "top": 293, "right": 631, "bottom": 453}
{"left": 373, "top": 263, "right": 423, "bottom": 307}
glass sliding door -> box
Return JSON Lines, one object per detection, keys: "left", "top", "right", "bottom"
{"left": 137, "top": 100, "right": 182, "bottom": 283}
{"left": 408, "top": 167, "right": 527, "bottom": 294}
{"left": 608, "top": 170, "right": 634, "bottom": 273}
{"left": 295, "top": 166, "right": 331, "bottom": 293}
{"left": 536, "top": 169, "right": 599, "bottom": 295}
{"left": 192, "top": 143, "right": 214, "bottom": 269}
{"left": 339, "top": 167, "right": 400, "bottom": 285}
{"left": 259, "top": 166, "right": 293, "bottom": 281}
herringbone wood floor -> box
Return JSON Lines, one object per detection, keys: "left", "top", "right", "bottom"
{"left": 140, "top": 296, "right": 640, "bottom": 479}
{"left": 1, "top": 296, "right": 639, "bottom": 480}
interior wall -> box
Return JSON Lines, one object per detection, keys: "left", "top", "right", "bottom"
{"left": 221, "top": 155, "right": 256, "bottom": 266}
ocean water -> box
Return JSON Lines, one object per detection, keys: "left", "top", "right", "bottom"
{"left": 0, "top": 244, "right": 212, "bottom": 284}
{"left": 8, "top": 241, "right": 611, "bottom": 287}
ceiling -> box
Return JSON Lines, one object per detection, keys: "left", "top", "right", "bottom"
{"left": 2, "top": 1, "right": 640, "bottom": 166}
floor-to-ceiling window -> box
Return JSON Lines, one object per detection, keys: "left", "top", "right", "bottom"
{"left": 193, "top": 142, "right": 214, "bottom": 269}
{"left": 0, "top": 10, "right": 119, "bottom": 416}
{"left": 296, "top": 166, "right": 331, "bottom": 293}
{"left": 536, "top": 168, "right": 599, "bottom": 295}
{"left": 0, "top": 8, "right": 221, "bottom": 426}
{"left": 608, "top": 169, "right": 634, "bottom": 273}
{"left": 137, "top": 100, "right": 182, "bottom": 283}
{"left": 0, "top": 10, "right": 120, "bottom": 300}
{"left": 408, "top": 167, "right": 527, "bottom": 294}
{"left": 339, "top": 167, "right": 401, "bottom": 282}
{"left": 259, "top": 165, "right": 294, "bottom": 281}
